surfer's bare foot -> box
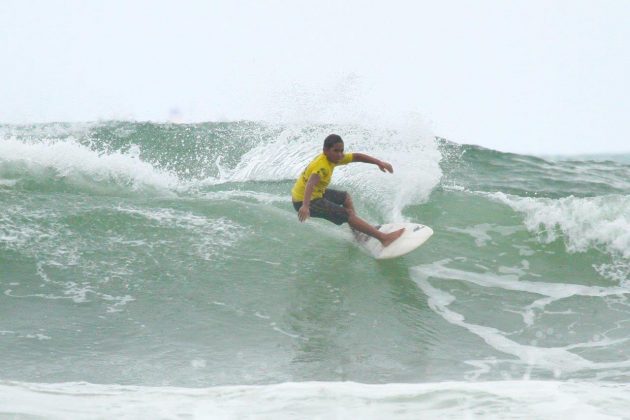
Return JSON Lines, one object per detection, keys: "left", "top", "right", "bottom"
{"left": 380, "top": 228, "right": 405, "bottom": 247}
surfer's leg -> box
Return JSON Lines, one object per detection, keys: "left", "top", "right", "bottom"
{"left": 347, "top": 214, "right": 404, "bottom": 247}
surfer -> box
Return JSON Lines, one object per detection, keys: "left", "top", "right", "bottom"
{"left": 291, "top": 134, "right": 405, "bottom": 247}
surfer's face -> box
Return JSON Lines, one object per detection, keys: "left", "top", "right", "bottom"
{"left": 324, "top": 142, "right": 344, "bottom": 163}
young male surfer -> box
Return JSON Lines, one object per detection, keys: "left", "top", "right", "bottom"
{"left": 291, "top": 134, "right": 404, "bottom": 247}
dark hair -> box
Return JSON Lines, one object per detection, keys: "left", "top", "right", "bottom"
{"left": 323, "top": 134, "right": 343, "bottom": 149}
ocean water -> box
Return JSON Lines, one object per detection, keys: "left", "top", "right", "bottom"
{"left": 1, "top": 120, "right": 629, "bottom": 419}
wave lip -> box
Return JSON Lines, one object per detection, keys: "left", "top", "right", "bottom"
{"left": 486, "top": 192, "right": 630, "bottom": 260}
{"left": 437, "top": 141, "right": 630, "bottom": 201}
{"left": 0, "top": 137, "right": 181, "bottom": 191}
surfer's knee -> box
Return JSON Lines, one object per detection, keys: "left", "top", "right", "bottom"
{"left": 346, "top": 211, "right": 359, "bottom": 226}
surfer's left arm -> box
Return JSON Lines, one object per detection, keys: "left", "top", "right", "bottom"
{"left": 351, "top": 153, "right": 394, "bottom": 173}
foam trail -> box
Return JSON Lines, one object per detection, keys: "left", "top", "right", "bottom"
{"left": 415, "top": 277, "right": 595, "bottom": 373}
{"left": 411, "top": 261, "right": 630, "bottom": 375}
{"left": 411, "top": 259, "right": 630, "bottom": 299}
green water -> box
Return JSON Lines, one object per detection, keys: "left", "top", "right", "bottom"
{"left": 1, "top": 121, "right": 628, "bottom": 391}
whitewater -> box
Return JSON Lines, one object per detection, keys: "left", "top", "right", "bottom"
{"left": 1, "top": 120, "right": 629, "bottom": 419}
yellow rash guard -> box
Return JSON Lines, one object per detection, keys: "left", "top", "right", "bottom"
{"left": 291, "top": 153, "right": 353, "bottom": 201}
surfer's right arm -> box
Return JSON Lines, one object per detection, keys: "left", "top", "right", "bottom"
{"left": 298, "top": 173, "right": 320, "bottom": 222}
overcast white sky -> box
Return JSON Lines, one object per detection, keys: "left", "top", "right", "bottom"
{"left": 1, "top": 0, "right": 629, "bottom": 154}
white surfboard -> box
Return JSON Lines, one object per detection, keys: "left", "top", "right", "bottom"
{"left": 354, "top": 222, "right": 433, "bottom": 259}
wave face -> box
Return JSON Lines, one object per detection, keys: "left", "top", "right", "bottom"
{"left": 1, "top": 121, "right": 629, "bottom": 417}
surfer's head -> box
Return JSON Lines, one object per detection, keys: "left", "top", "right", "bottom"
{"left": 323, "top": 134, "right": 344, "bottom": 163}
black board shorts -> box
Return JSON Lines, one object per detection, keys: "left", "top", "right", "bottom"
{"left": 292, "top": 189, "right": 350, "bottom": 225}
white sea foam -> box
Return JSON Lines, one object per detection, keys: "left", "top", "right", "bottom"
{"left": 0, "top": 137, "right": 181, "bottom": 190}
{"left": 114, "top": 206, "right": 247, "bottom": 260}
{"left": 0, "top": 379, "right": 628, "bottom": 419}
{"left": 1, "top": 203, "right": 132, "bottom": 312}
{"left": 486, "top": 192, "right": 630, "bottom": 259}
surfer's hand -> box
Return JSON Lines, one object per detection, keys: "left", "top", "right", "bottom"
{"left": 298, "top": 205, "right": 310, "bottom": 222}
{"left": 378, "top": 161, "right": 394, "bottom": 173}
